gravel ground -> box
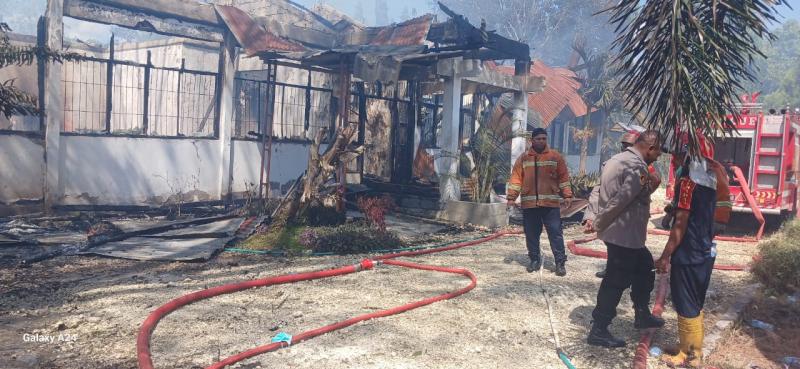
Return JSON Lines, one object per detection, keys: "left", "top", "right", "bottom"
{"left": 0, "top": 221, "right": 758, "bottom": 369}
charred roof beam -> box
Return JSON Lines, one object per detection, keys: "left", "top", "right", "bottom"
{"left": 429, "top": 2, "right": 530, "bottom": 62}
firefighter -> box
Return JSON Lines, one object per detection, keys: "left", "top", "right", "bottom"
{"left": 584, "top": 131, "right": 661, "bottom": 278}
{"left": 587, "top": 130, "right": 664, "bottom": 348}
{"left": 656, "top": 135, "right": 730, "bottom": 368}
{"left": 506, "top": 128, "right": 572, "bottom": 276}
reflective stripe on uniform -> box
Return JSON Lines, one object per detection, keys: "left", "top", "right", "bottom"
{"left": 716, "top": 201, "right": 733, "bottom": 207}
{"left": 521, "top": 195, "right": 562, "bottom": 202}
{"left": 523, "top": 160, "right": 558, "bottom": 168}
{"left": 559, "top": 182, "right": 570, "bottom": 188}
{"left": 507, "top": 183, "right": 522, "bottom": 191}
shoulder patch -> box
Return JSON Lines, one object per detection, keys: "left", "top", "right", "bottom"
{"left": 677, "top": 178, "right": 696, "bottom": 210}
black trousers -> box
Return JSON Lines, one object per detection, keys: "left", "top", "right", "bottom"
{"left": 592, "top": 242, "right": 655, "bottom": 326}
{"left": 670, "top": 258, "right": 715, "bottom": 318}
{"left": 522, "top": 207, "right": 567, "bottom": 264}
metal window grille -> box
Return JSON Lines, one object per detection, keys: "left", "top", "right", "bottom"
{"left": 61, "top": 55, "right": 218, "bottom": 138}
{"left": 62, "top": 59, "right": 107, "bottom": 133}
{"left": 233, "top": 77, "right": 332, "bottom": 141}
{"left": 110, "top": 63, "right": 145, "bottom": 134}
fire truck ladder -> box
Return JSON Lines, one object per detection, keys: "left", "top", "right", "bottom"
{"left": 752, "top": 115, "right": 786, "bottom": 214}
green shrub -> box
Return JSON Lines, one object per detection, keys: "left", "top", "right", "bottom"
{"left": 308, "top": 223, "right": 406, "bottom": 254}
{"left": 751, "top": 219, "right": 800, "bottom": 294}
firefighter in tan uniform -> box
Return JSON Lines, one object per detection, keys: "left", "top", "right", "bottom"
{"left": 506, "top": 128, "right": 572, "bottom": 276}
{"left": 587, "top": 131, "right": 665, "bottom": 348}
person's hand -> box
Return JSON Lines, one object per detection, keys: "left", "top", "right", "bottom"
{"left": 649, "top": 172, "right": 662, "bottom": 189}
{"left": 583, "top": 219, "right": 595, "bottom": 234}
{"left": 563, "top": 197, "right": 572, "bottom": 208}
{"left": 655, "top": 256, "right": 670, "bottom": 274}
{"left": 507, "top": 200, "right": 518, "bottom": 209}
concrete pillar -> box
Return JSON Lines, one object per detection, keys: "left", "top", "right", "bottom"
{"left": 438, "top": 76, "right": 461, "bottom": 202}
{"left": 43, "top": 0, "right": 64, "bottom": 212}
{"left": 511, "top": 60, "right": 531, "bottom": 168}
{"left": 217, "top": 31, "right": 239, "bottom": 202}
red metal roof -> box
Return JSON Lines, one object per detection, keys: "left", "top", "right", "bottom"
{"left": 215, "top": 5, "right": 306, "bottom": 56}
{"left": 492, "top": 60, "right": 588, "bottom": 127}
{"left": 368, "top": 15, "right": 433, "bottom": 46}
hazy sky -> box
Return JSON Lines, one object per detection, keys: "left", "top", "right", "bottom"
{"left": 1, "top": 1, "right": 797, "bottom": 46}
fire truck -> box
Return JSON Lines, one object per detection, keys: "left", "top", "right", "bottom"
{"left": 665, "top": 99, "right": 800, "bottom": 219}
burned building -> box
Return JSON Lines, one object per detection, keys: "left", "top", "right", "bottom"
{"left": 0, "top": 0, "right": 545, "bottom": 216}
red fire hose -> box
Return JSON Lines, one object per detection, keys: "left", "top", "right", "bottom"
{"left": 138, "top": 232, "right": 506, "bottom": 369}
{"left": 137, "top": 259, "right": 377, "bottom": 369}
{"left": 138, "top": 229, "right": 747, "bottom": 369}
{"left": 205, "top": 259, "right": 476, "bottom": 369}
{"left": 565, "top": 237, "right": 748, "bottom": 271}
{"left": 632, "top": 274, "right": 669, "bottom": 369}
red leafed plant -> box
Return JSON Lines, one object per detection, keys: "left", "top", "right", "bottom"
{"left": 356, "top": 195, "right": 396, "bottom": 232}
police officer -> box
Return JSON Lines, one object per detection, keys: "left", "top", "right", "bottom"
{"left": 583, "top": 131, "right": 660, "bottom": 278}
{"left": 587, "top": 130, "right": 665, "bottom": 348}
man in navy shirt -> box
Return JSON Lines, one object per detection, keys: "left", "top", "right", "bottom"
{"left": 655, "top": 134, "right": 726, "bottom": 368}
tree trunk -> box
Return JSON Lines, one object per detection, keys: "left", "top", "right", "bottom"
{"left": 272, "top": 124, "right": 364, "bottom": 228}
{"left": 578, "top": 109, "right": 593, "bottom": 176}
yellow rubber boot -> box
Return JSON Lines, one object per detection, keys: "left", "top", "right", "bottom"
{"left": 661, "top": 312, "right": 704, "bottom": 368}
{"left": 684, "top": 311, "right": 704, "bottom": 368}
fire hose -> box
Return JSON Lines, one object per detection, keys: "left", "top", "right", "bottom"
{"left": 138, "top": 231, "right": 515, "bottom": 369}
{"left": 138, "top": 230, "right": 750, "bottom": 369}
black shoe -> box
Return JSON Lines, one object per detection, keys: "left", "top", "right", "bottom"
{"left": 595, "top": 268, "right": 606, "bottom": 278}
{"left": 587, "top": 325, "right": 626, "bottom": 348}
{"left": 526, "top": 260, "right": 541, "bottom": 273}
{"left": 634, "top": 308, "right": 665, "bottom": 329}
{"left": 555, "top": 262, "right": 566, "bottom": 277}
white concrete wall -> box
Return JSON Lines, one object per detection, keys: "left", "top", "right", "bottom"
{"left": 230, "top": 140, "right": 320, "bottom": 197}
{"left": 0, "top": 133, "right": 317, "bottom": 210}
{"left": 0, "top": 135, "right": 45, "bottom": 212}
{"left": 58, "top": 135, "right": 222, "bottom": 206}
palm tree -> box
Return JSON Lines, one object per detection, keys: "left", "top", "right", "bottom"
{"left": 605, "top": 0, "right": 788, "bottom": 154}
{"left": 570, "top": 36, "right": 623, "bottom": 175}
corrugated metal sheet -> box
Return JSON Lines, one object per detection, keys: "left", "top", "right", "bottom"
{"left": 368, "top": 15, "right": 433, "bottom": 46}
{"left": 493, "top": 60, "right": 588, "bottom": 128}
{"left": 215, "top": 5, "right": 306, "bottom": 56}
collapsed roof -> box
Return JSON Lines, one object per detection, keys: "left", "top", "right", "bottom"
{"left": 214, "top": 1, "right": 533, "bottom": 84}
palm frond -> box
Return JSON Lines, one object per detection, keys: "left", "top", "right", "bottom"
{"left": 605, "top": 0, "right": 788, "bottom": 155}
